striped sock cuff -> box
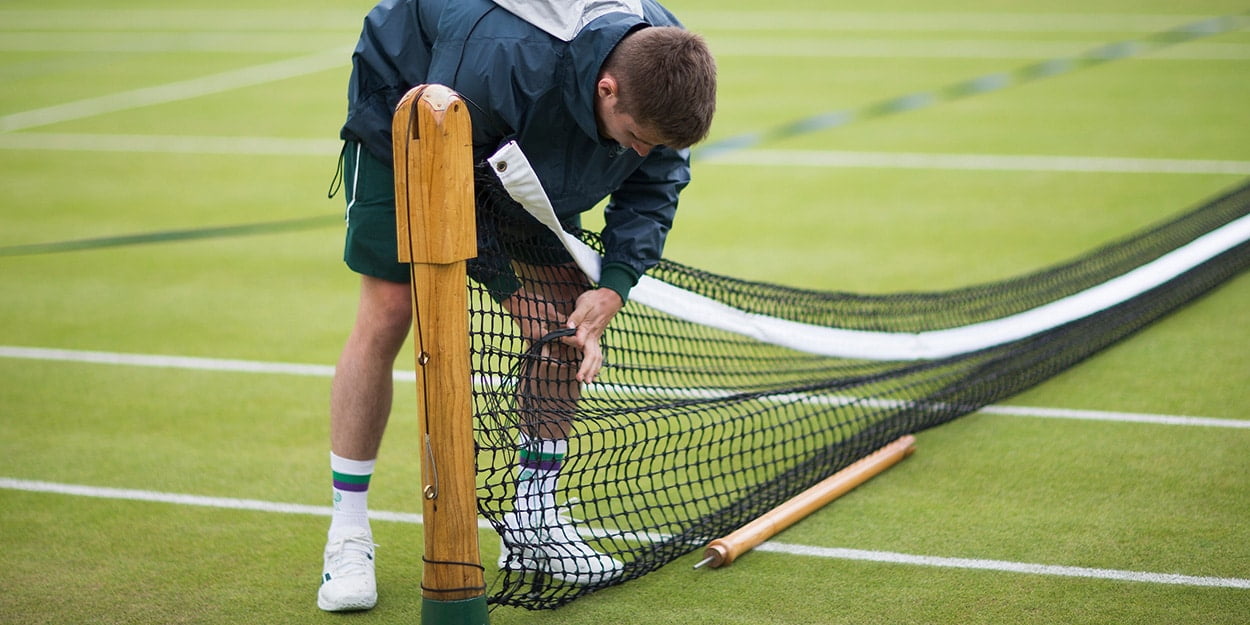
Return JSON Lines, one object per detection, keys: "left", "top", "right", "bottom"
{"left": 332, "top": 470, "right": 371, "bottom": 492}
{"left": 330, "top": 452, "right": 375, "bottom": 492}
{"left": 519, "top": 436, "right": 566, "bottom": 472}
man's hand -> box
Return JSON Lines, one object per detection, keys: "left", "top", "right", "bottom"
{"left": 563, "top": 288, "right": 624, "bottom": 384}
{"left": 501, "top": 288, "right": 566, "bottom": 346}
{"left": 501, "top": 287, "right": 623, "bottom": 385}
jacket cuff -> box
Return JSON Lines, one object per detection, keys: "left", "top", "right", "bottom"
{"left": 484, "top": 273, "right": 523, "bottom": 304}
{"left": 598, "top": 262, "right": 639, "bottom": 304}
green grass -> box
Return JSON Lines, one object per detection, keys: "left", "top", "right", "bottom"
{"left": 2, "top": 0, "right": 1248, "bottom": 623}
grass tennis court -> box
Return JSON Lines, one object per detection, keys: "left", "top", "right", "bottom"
{"left": 2, "top": 0, "right": 1248, "bottom": 623}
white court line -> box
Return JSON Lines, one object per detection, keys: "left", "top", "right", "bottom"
{"left": 0, "top": 48, "right": 349, "bottom": 133}
{"left": 754, "top": 542, "right": 1250, "bottom": 589}
{"left": 0, "top": 133, "right": 338, "bottom": 156}
{"left": 0, "top": 9, "right": 1220, "bottom": 33}
{"left": 702, "top": 149, "right": 1250, "bottom": 176}
{"left": 979, "top": 404, "right": 1250, "bottom": 428}
{"left": 707, "top": 38, "right": 1250, "bottom": 60}
{"left": 682, "top": 11, "right": 1236, "bottom": 33}
{"left": 0, "top": 31, "right": 349, "bottom": 54}
{"left": 3, "top": 133, "right": 1248, "bottom": 177}
{"left": 0, "top": 9, "right": 364, "bottom": 31}
{"left": 3, "top": 32, "right": 1247, "bottom": 60}
{"left": 2, "top": 345, "right": 1248, "bottom": 429}
{"left": 2, "top": 477, "right": 1247, "bottom": 589}
{"left": 0, "top": 346, "right": 339, "bottom": 378}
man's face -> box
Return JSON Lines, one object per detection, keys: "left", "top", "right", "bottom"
{"left": 594, "top": 76, "right": 666, "bottom": 157}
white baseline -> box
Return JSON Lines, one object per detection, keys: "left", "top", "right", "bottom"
{"left": 0, "top": 48, "right": 349, "bottom": 133}
{"left": 4, "top": 134, "right": 1248, "bottom": 178}
{"left": 702, "top": 149, "right": 1250, "bottom": 176}
{"left": 2, "top": 477, "right": 1247, "bottom": 590}
{"left": 1, "top": 345, "right": 1247, "bottom": 429}
{"left": 3, "top": 32, "right": 1248, "bottom": 61}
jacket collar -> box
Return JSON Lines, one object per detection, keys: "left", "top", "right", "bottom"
{"left": 563, "top": 13, "right": 649, "bottom": 145}
{"left": 492, "top": 0, "right": 642, "bottom": 42}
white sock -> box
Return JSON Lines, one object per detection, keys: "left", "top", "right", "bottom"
{"left": 516, "top": 434, "right": 567, "bottom": 517}
{"left": 329, "top": 452, "right": 376, "bottom": 538}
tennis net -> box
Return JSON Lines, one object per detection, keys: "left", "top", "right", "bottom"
{"left": 466, "top": 164, "right": 1250, "bottom": 609}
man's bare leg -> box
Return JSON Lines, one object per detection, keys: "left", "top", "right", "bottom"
{"left": 331, "top": 275, "right": 413, "bottom": 460}
{"left": 498, "top": 263, "right": 624, "bottom": 583}
{"left": 319, "top": 274, "right": 412, "bottom": 612}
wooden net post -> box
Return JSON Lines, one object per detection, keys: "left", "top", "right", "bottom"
{"left": 392, "top": 84, "right": 489, "bottom": 625}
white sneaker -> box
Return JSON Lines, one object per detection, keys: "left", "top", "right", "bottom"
{"left": 318, "top": 530, "right": 377, "bottom": 612}
{"left": 497, "top": 511, "right": 624, "bottom": 585}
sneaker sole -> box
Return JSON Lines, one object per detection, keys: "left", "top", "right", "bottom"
{"left": 317, "top": 592, "right": 377, "bottom": 612}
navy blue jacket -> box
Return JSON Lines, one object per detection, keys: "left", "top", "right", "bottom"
{"left": 340, "top": 0, "right": 692, "bottom": 300}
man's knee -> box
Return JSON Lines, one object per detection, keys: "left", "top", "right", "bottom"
{"left": 357, "top": 276, "right": 413, "bottom": 340}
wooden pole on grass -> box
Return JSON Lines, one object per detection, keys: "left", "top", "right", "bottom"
{"left": 393, "top": 84, "right": 488, "bottom": 625}
{"left": 695, "top": 435, "right": 917, "bottom": 569}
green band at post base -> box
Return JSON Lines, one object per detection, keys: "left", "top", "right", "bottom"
{"left": 422, "top": 596, "right": 490, "bottom": 625}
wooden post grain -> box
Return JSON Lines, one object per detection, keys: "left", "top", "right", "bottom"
{"left": 392, "top": 84, "right": 488, "bottom": 624}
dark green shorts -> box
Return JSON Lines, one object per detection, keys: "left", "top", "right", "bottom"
{"left": 342, "top": 142, "right": 409, "bottom": 283}
{"left": 340, "top": 141, "right": 578, "bottom": 288}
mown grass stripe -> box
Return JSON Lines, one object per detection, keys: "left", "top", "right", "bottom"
{"left": 694, "top": 12, "right": 1250, "bottom": 160}
{"left": 0, "top": 215, "right": 339, "bottom": 256}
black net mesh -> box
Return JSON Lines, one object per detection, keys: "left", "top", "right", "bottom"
{"left": 464, "top": 177, "right": 1250, "bottom": 610}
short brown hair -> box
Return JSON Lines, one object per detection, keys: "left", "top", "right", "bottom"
{"left": 601, "top": 26, "right": 717, "bottom": 149}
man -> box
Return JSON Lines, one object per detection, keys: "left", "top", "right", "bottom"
{"left": 319, "top": 0, "right": 716, "bottom": 612}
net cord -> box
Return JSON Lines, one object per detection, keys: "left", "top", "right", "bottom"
{"left": 486, "top": 141, "right": 1250, "bottom": 360}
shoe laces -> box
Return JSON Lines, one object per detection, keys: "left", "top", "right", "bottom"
{"left": 325, "top": 532, "right": 376, "bottom": 577}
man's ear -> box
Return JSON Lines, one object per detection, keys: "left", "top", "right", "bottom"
{"left": 596, "top": 74, "right": 618, "bottom": 102}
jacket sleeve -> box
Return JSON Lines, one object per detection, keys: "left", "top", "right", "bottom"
{"left": 599, "top": 145, "right": 691, "bottom": 301}
{"left": 340, "top": 0, "right": 440, "bottom": 166}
